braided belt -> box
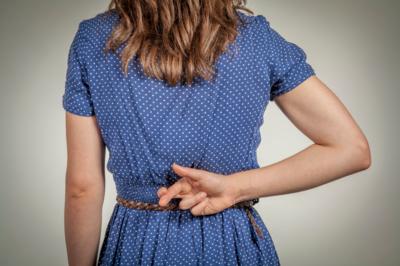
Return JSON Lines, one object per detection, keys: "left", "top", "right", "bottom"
{"left": 116, "top": 195, "right": 264, "bottom": 239}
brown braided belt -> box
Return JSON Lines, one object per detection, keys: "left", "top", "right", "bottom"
{"left": 116, "top": 195, "right": 264, "bottom": 239}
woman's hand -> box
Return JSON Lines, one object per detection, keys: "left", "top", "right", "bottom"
{"left": 157, "top": 163, "right": 239, "bottom": 216}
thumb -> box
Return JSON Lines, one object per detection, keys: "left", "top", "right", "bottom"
{"left": 171, "top": 162, "right": 206, "bottom": 181}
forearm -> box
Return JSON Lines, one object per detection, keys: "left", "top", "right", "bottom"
{"left": 64, "top": 188, "right": 104, "bottom": 266}
{"left": 231, "top": 142, "right": 370, "bottom": 203}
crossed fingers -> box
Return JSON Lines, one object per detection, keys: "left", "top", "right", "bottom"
{"left": 157, "top": 177, "right": 207, "bottom": 210}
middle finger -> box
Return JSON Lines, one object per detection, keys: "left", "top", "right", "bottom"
{"left": 178, "top": 191, "right": 207, "bottom": 210}
{"left": 159, "top": 179, "right": 192, "bottom": 206}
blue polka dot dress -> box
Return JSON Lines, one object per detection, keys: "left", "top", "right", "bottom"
{"left": 62, "top": 9, "right": 315, "bottom": 266}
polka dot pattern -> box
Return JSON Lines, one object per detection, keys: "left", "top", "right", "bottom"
{"left": 62, "top": 9, "right": 315, "bottom": 266}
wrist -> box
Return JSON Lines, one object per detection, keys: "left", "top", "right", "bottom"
{"left": 226, "top": 170, "right": 256, "bottom": 204}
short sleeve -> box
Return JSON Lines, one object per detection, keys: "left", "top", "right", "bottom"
{"left": 62, "top": 22, "right": 95, "bottom": 116}
{"left": 255, "top": 15, "right": 316, "bottom": 101}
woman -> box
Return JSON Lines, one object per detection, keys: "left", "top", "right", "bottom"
{"left": 63, "top": 1, "right": 371, "bottom": 265}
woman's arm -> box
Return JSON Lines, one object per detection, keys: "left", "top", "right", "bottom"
{"left": 64, "top": 112, "right": 105, "bottom": 266}
{"left": 157, "top": 76, "right": 371, "bottom": 216}
{"left": 231, "top": 75, "right": 371, "bottom": 203}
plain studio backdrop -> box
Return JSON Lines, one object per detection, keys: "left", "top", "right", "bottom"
{"left": 0, "top": 0, "right": 398, "bottom": 265}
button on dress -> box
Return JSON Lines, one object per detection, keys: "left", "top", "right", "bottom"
{"left": 62, "top": 9, "right": 315, "bottom": 266}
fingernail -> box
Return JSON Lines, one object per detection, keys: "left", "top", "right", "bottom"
{"left": 173, "top": 163, "right": 183, "bottom": 169}
{"left": 159, "top": 198, "right": 166, "bottom": 206}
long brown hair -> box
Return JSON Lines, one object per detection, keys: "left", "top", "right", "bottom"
{"left": 105, "top": 0, "right": 253, "bottom": 86}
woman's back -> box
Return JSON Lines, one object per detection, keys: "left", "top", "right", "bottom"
{"left": 63, "top": 8, "right": 314, "bottom": 265}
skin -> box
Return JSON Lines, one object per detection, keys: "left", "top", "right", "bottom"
{"left": 64, "top": 114, "right": 105, "bottom": 266}
{"left": 63, "top": 75, "right": 371, "bottom": 264}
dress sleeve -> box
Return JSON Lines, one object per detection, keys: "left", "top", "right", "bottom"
{"left": 62, "top": 22, "right": 95, "bottom": 116}
{"left": 255, "top": 15, "right": 316, "bottom": 102}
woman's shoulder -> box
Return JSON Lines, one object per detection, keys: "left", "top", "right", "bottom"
{"left": 235, "top": 11, "right": 273, "bottom": 41}
{"left": 236, "top": 10, "right": 259, "bottom": 28}
{"left": 74, "top": 10, "right": 119, "bottom": 48}
{"left": 80, "top": 9, "right": 119, "bottom": 31}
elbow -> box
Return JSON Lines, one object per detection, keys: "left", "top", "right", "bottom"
{"left": 66, "top": 185, "right": 105, "bottom": 206}
{"left": 357, "top": 138, "right": 372, "bottom": 170}
{"left": 65, "top": 176, "right": 105, "bottom": 200}
{"left": 67, "top": 185, "right": 94, "bottom": 199}
{"left": 349, "top": 137, "right": 372, "bottom": 171}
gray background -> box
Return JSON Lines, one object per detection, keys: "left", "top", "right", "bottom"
{"left": 0, "top": 0, "right": 398, "bottom": 265}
